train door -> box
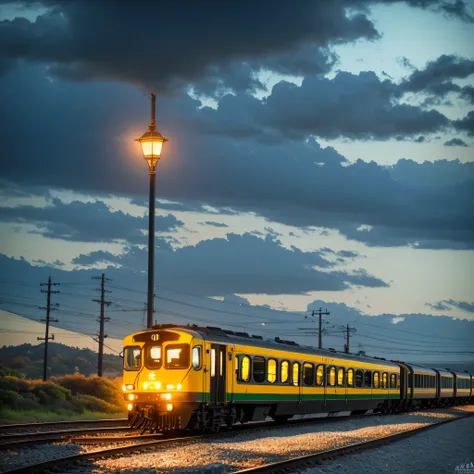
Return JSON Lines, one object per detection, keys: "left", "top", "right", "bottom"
{"left": 210, "top": 344, "right": 227, "bottom": 405}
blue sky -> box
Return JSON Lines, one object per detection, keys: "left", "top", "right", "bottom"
{"left": 0, "top": 0, "right": 473, "bottom": 359}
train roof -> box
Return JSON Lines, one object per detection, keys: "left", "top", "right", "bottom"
{"left": 400, "top": 363, "right": 437, "bottom": 375}
{"left": 146, "top": 324, "right": 400, "bottom": 369}
{"left": 446, "top": 369, "right": 472, "bottom": 378}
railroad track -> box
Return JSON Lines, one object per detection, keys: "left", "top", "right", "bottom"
{"left": 232, "top": 412, "right": 474, "bottom": 474}
{"left": 0, "top": 426, "right": 133, "bottom": 449}
{"left": 0, "top": 418, "right": 128, "bottom": 434}
{"left": 2, "top": 408, "right": 471, "bottom": 474}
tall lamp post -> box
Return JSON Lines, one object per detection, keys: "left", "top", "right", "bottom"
{"left": 136, "top": 93, "right": 167, "bottom": 329}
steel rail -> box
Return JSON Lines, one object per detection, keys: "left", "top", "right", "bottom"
{"left": 232, "top": 412, "right": 474, "bottom": 474}
{"left": 0, "top": 418, "right": 127, "bottom": 433}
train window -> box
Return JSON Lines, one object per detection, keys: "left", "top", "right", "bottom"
{"left": 147, "top": 345, "right": 163, "bottom": 369}
{"left": 390, "top": 374, "right": 396, "bottom": 389}
{"left": 396, "top": 374, "right": 400, "bottom": 389}
{"left": 327, "top": 366, "right": 336, "bottom": 386}
{"left": 192, "top": 346, "right": 202, "bottom": 370}
{"left": 267, "top": 359, "right": 277, "bottom": 384}
{"left": 408, "top": 373, "right": 412, "bottom": 388}
{"left": 210, "top": 349, "right": 216, "bottom": 377}
{"left": 253, "top": 357, "right": 265, "bottom": 383}
{"left": 373, "top": 372, "right": 380, "bottom": 389}
{"left": 337, "top": 368, "right": 345, "bottom": 386}
{"left": 239, "top": 356, "right": 251, "bottom": 382}
{"left": 347, "top": 369, "right": 354, "bottom": 386}
{"left": 281, "top": 361, "right": 289, "bottom": 384}
{"left": 165, "top": 344, "right": 190, "bottom": 369}
{"left": 355, "top": 369, "right": 363, "bottom": 388}
{"left": 304, "top": 363, "right": 315, "bottom": 386}
{"left": 292, "top": 362, "right": 300, "bottom": 386}
{"left": 124, "top": 346, "right": 141, "bottom": 371}
{"left": 316, "top": 365, "right": 325, "bottom": 386}
{"left": 364, "top": 370, "right": 372, "bottom": 388}
{"left": 382, "top": 372, "right": 388, "bottom": 389}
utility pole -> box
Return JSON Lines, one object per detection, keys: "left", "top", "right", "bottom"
{"left": 92, "top": 273, "right": 111, "bottom": 377}
{"left": 298, "top": 308, "right": 330, "bottom": 350}
{"left": 38, "top": 277, "right": 59, "bottom": 381}
{"left": 344, "top": 324, "right": 357, "bottom": 353}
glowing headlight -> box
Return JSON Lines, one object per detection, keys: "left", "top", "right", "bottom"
{"left": 143, "top": 382, "right": 149, "bottom": 390}
{"left": 166, "top": 384, "right": 174, "bottom": 390}
{"left": 156, "top": 381, "right": 162, "bottom": 389}
{"left": 128, "top": 394, "right": 135, "bottom": 401}
{"left": 177, "top": 384, "right": 182, "bottom": 390}
{"left": 123, "top": 384, "right": 134, "bottom": 391}
{"left": 166, "top": 403, "right": 173, "bottom": 412}
{"left": 161, "top": 393, "right": 172, "bottom": 401}
{"left": 127, "top": 403, "right": 134, "bottom": 411}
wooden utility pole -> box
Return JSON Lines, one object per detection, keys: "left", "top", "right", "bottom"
{"left": 92, "top": 273, "right": 111, "bottom": 377}
{"left": 344, "top": 324, "right": 357, "bottom": 353}
{"left": 315, "top": 308, "right": 330, "bottom": 349}
{"left": 38, "top": 277, "right": 59, "bottom": 381}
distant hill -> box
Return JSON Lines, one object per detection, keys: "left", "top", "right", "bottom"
{"left": 0, "top": 342, "right": 123, "bottom": 379}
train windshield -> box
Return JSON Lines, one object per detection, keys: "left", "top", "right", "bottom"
{"left": 165, "top": 344, "right": 190, "bottom": 369}
{"left": 124, "top": 346, "right": 141, "bottom": 370}
{"left": 147, "top": 345, "right": 163, "bottom": 369}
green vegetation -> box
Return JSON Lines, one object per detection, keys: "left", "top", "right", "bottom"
{"left": 0, "top": 342, "right": 123, "bottom": 378}
{"left": 0, "top": 373, "right": 126, "bottom": 422}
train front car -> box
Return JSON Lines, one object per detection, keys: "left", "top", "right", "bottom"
{"left": 122, "top": 325, "right": 204, "bottom": 433}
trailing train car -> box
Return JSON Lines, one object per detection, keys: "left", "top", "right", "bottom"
{"left": 396, "top": 362, "right": 437, "bottom": 409}
{"left": 450, "top": 369, "right": 472, "bottom": 403}
{"left": 433, "top": 368, "right": 454, "bottom": 404}
{"left": 121, "top": 324, "right": 472, "bottom": 433}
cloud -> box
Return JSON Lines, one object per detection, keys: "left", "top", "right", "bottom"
{"left": 0, "top": 0, "right": 380, "bottom": 91}
{"left": 199, "top": 221, "right": 229, "bottom": 228}
{"left": 444, "top": 138, "right": 469, "bottom": 146}
{"left": 454, "top": 111, "right": 474, "bottom": 136}
{"left": 427, "top": 299, "right": 474, "bottom": 313}
{"left": 0, "top": 198, "right": 184, "bottom": 244}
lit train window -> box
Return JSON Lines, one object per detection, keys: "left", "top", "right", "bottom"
{"left": 327, "top": 366, "right": 336, "bottom": 386}
{"left": 316, "top": 365, "right": 325, "bottom": 386}
{"left": 165, "top": 344, "right": 190, "bottom": 369}
{"left": 347, "top": 369, "right": 354, "bottom": 387}
{"left": 304, "top": 363, "right": 315, "bottom": 386}
{"left": 253, "top": 357, "right": 265, "bottom": 383}
{"left": 396, "top": 375, "right": 400, "bottom": 389}
{"left": 147, "top": 346, "right": 162, "bottom": 369}
{"left": 390, "top": 374, "right": 396, "bottom": 388}
{"left": 239, "top": 356, "right": 250, "bottom": 382}
{"left": 210, "top": 349, "right": 216, "bottom": 377}
{"left": 292, "top": 362, "right": 300, "bottom": 386}
{"left": 382, "top": 372, "right": 388, "bottom": 389}
{"left": 281, "top": 361, "right": 289, "bottom": 383}
{"left": 373, "top": 372, "right": 379, "bottom": 389}
{"left": 355, "top": 369, "right": 363, "bottom": 388}
{"left": 337, "top": 368, "right": 344, "bottom": 386}
{"left": 124, "top": 346, "right": 141, "bottom": 371}
{"left": 192, "top": 346, "right": 202, "bottom": 370}
{"left": 267, "top": 359, "right": 277, "bottom": 384}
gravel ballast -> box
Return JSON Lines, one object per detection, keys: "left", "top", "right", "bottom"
{"left": 1, "top": 406, "right": 471, "bottom": 474}
{"left": 297, "top": 414, "right": 474, "bottom": 474}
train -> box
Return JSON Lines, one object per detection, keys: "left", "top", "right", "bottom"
{"left": 121, "top": 324, "right": 473, "bottom": 433}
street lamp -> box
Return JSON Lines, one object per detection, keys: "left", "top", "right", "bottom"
{"left": 136, "top": 93, "right": 167, "bottom": 329}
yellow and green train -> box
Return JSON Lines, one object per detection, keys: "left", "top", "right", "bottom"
{"left": 122, "top": 324, "right": 473, "bottom": 433}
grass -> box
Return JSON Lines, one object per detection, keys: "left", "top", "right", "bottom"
{"left": 0, "top": 408, "right": 126, "bottom": 424}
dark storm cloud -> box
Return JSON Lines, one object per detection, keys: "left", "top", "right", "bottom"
{"left": 454, "top": 111, "right": 474, "bottom": 136}
{"left": 427, "top": 299, "right": 474, "bottom": 313}
{"left": 0, "top": 0, "right": 380, "bottom": 91}
{"left": 60, "top": 232, "right": 389, "bottom": 295}
{"left": 444, "top": 138, "right": 469, "bottom": 146}
{"left": 0, "top": 198, "right": 183, "bottom": 243}
{"left": 402, "top": 54, "right": 474, "bottom": 98}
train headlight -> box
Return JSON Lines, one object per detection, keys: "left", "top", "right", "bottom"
{"left": 166, "top": 403, "right": 173, "bottom": 412}
{"left": 177, "top": 384, "right": 182, "bottom": 390}
{"left": 127, "top": 403, "right": 134, "bottom": 411}
{"left": 161, "top": 393, "right": 172, "bottom": 400}
{"left": 143, "top": 382, "right": 149, "bottom": 390}
{"left": 156, "top": 381, "right": 162, "bottom": 389}
{"left": 166, "top": 384, "right": 174, "bottom": 390}
{"left": 123, "top": 384, "right": 134, "bottom": 391}
{"left": 128, "top": 394, "right": 135, "bottom": 401}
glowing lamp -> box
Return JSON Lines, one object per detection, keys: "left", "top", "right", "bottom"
{"left": 136, "top": 93, "right": 167, "bottom": 174}
{"left": 166, "top": 403, "right": 173, "bottom": 412}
